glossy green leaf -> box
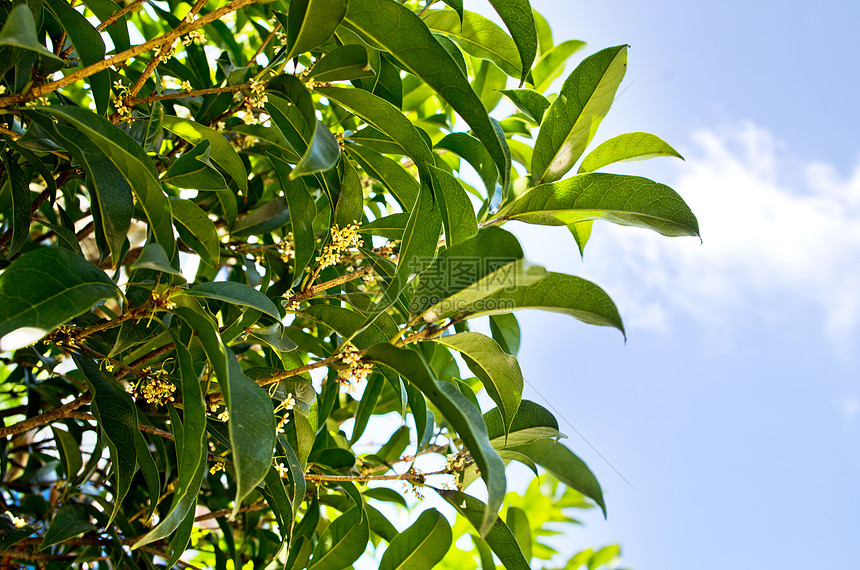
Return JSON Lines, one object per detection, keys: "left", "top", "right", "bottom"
{"left": 532, "top": 45, "right": 628, "bottom": 184}
{"left": 508, "top": 438, "right": 606, "bottom": 516}
{"left": 501, "top": 88, "right": 551, "bottom": 124}
{"left": 51, "top": 427, "right": 82, "bottom": 479}
{"left": 336, "top": 157, "right": 365, "bottom": 227}
{"left": 133, "top": 338, "right": 207, "bottom": 549}
{"left": 129, "top": 243, "right": 184, "bottom": 278}
{"left": 308, "top": 44, "right": 374, "bottom": 82}
{"left": 39, "top": 504, "right": 96, "bottom": 549}
{"left": 309, "top": 506, "right": 370, "bottom": 569}
{"left": 379, "top": 508, "right": 452, "bottom": 569}
{"left": 39, "top": 121, "right": 133, "bottom": 263}
{"left": 436, "top": 489, "right": 530, "bottom": 569}
{"left": 493, "top": 173, "right": 700, "bottom": 238}
{"left": 82, "top": 0, "right": 129, "bottom": 52}
{"left": 284, "top": 0, "right": 348, "bottom": 61}
{"left": 170, "top": 198, "right": 220, "bottom": 267}
{"left": 359, "top": 213, "right": 409, "bottom": 241}
{"left": 345, "top": 144, "right": 419, "bottom": 210}
{"left": 364, "top": 343, "right": 506, "bottom": 536}
{"left": 472, "top": 57, "right": 507, "bottom": 112}
{"left": 484, "top": 400, "right": 562, "bottom": 449}
{"left": 232, "top": 197, "right": 289, "bottom": 237}
{"left": 266, "top": 81, "right": 340, "bottom": 178}
{"left": 578, "top": 131, "right": 684, "bottom": 173}
{"left": 435, "top": 132, "right": 497, "bottom": 196}
{"left": 71, "top": 353, "right": 158, "bottom": 526}
{"left": 268, "top": 153, "right": 316, "bottom": 280}
{"left": 410, "top": 227, "right": 546, "bottom": 323}
{"left": 220, "top": 350, "right": 276, "bottom": 516}
{"left": 0, "top": 248, "right": 117, "bottom": 351}
{"left": 41, "top": 106, "right": 176, "bottom": 256}
{"left": 363, "top": 487, "right": 408, "bottom": 509}
{"left": 350, "top": 373, "right": 384, "bottom": 444}
{"left": 162, "top": 140, "right": 228, "bottom": 190}
{"left": 506, "top": 506, "right": 532, "bottom": 562}
{"left": 486, "top": 0, "right": 538, "bottom": 85}
{"left": 489, "top": 313, "right": 520, "bottom": 355}
{"left": 430, "top": 332, "right": 523, "bottom": 437}
{"left": 0, "top": 5, "right": 64, "bottom": 73}
{"left": 162, "top": 115, "right": 247, "bottom": 192}
{"left": 424, "top": 10, "right": 523, "bottom": 79}
{"left": 44, "top": 0, "right": 109, "bottom": 114}
{"left": 2, "top": 150, "right": 30, "bottom": 257}
{"left": 530, "top": 39, "right": 587, "bottom": 94}
{"left": 184, "top": 281, "right": 280, "bottom": 320}
{"left": 429, "top": 165, "right": 478, "bottom": 248}
{"left": 316, "top": 86, "right": 433, "bottom": 183}
{"left": 343, "top": 0, "right": 510, "bottom": 191}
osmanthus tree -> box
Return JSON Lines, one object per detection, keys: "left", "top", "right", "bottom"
{"left": 0, "top": 0, "right": 697, "bottom": 567}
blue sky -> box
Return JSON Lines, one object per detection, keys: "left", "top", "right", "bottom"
{"left": 505, "top": 0, "right": 860, "bottom": 568}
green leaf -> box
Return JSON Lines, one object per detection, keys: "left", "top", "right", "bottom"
{"left": 493, "top": 173, "right": 700, "bottom": 238}
{"left": 2, "top": 150, "right": 30, "bottom": 257}
{"left": 532, "top": 45, "right": 628, "bottom": 184}
{"left": 308, "top": 506, "right": 370, "bottom": 569}
{"left": 161, "top": 115, "right": 247, "bottom": 192}
{"left": 51, "top": 427, "right": 82, "bottom": 479}
{"left": 162, "top": 140, "right": 228, "bottom": 190}
{"left": 429, "top": 165, "right": 478, "bottom": 248}
{"left": 506, "top": 506, "right": 532, "bottom": 562}
{"left": 379, "top": 508, "right": 452, "bottom": 569}
{"left": 183, "top": 281, "right": 281, "bottom": 320}
{"left": 343, "top": 0, "right": 510, "bottom": 191}
{"left": 410, "top": 227, "right": 546, "bottom": 323}
{"left": 578, "top": 131, "right": 684, "bottom": 173}
{"left": 507, "top": 439, "right": 606, "bottom": 517}
{"left": 364, "top": 344, "right": 506, "bottom": 536}
{"left": 363, "top": 487, "right": 408, "bottom": 509}
{"left": 221, "top": 350, "right": 276, "bottom": 516}
{"left": 170, "top": 198, "right": 220, "bottom": 267}
{"left": 531, "top": 39, "right": 586, "bottom": 94}
{"left": 568, "top": 220, "right": 593, "bottom": 259}
{"left": 430, "top": 332, "right": 523, "bottom": 437}
{"left": 82, "top": 0, "right": 129, "bottom": 53}
{"left": 38, "top": 121, "right": 133, "bottom": 263}
{"left": 472, "top": 57, "right": 507, "bottom": 112}
{"left": 44, "top": 0, "right": 109, "bottom": 114}
{"left": 0, "top": 248, "right": 117, "bottom": 351}
{"left": 436, "top": 490, "right": 530, "bottom": 569}
{"left": 424, "top": 9, "right": 524, "bottom": 80}
{"left": 129, "top": 243, "right": 185, "bottom": 279}
{"left": 501, "top": 88, "right": 551, "bottom": 124}
{"left": 336, "top": 157, "right": 365, "bottom": 227}
{"left": 484, "top": 400, "right": 562, "bottom": 449}
{"left": 71, "top": 353, "right": 158, "bottom": 525}
{"left": 133, "top": 337, "right": 207, "bottom": 549}
{"left": 345, "top": 144, "right": 419, "bottom": 210}
{"left": 489, "top": 313, "right": 520, "bottom": 356}
{"left": 266, "top": 80, "right": 340, "bottom": 178}
{"left": 0, "top": 5, "right": 64, "bottom": 73}
{"left": 316, "top": 86, "right": 433, "bottom": 183}
{"left": 359, "top": 213, "right": 409, "bottom": 241}
{"left": 284, "top": 0, "right": 348, "bottom": 61}
{"left": 350, "top": 373, "right": 384, "bottom": 444}
{"left": 435, "top": 132, "right": 497, "bottom": 196}
{"left": 232, "top": 196, "right": 289, "bottom": 237}
{"left": 308, "top": 44, "right": 374, "bottom": 82}
{"left": 39, "top": 504, "right": 97, "bottom": 549}
{"left": 486, "top": 0, "right": 538, "bottom": 85}
{"left": 41, "top": 106, "right": 176, "bottom": 256}
{"left": 268, "top": 154, "right": 316, "bottom": 280}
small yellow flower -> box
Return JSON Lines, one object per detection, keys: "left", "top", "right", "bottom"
{"left": 180, "top": 80, "right": 192, "bottom": 92}
{"left": 274, "top": 462, "right": 289, "bottom": 477}
{"left": 209, "top": 461, "right": 225, "bottom": 474}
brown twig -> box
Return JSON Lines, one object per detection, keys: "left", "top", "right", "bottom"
{"left": 0, "top": 393, "right": 93, "bottom": 438}
{"left": 256, "top": 354, "right": 341, "bottom": 388}
{"left": 0, "top": 0, "right": 256, "bottom": 108}
{"left": 284, "top": 266, "right": 375, "bottom": 307}
{"left": 127, "top": 84, "right": 246, "bottom": 106}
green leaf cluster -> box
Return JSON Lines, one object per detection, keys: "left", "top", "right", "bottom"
{"left": 0, "top": 0, "right": 695, "bottom": 567}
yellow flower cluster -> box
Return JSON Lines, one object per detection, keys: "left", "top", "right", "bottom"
{"left": 133, "top": 374, "right": 176, "bottom": 406}
{"left": 209, "top": 460, "right": 226, "bottom": 475}
{"left": 151, "top": 290, "right": 177, "bottom": 310}
{"left": 279, "top": 232, "right": 295, "bottom": 262}
{"left": 275, "top": 393, "right": 296, "bottom": 434}
{"left": 317, "top": 222, "right": 363, "bottom": 269}
{"left": 112, "top": 80, "right": 132, "bottom": 123}
{"left": 181, "top": 30, "right": 203, "bottom": 46}
{"left": 337, "top": 343, "right": 372, "bottom": 387}
{"left": 158, "top": 40, "right": 177, "bottom": 64}
{"left": 5, "top": 511, "right": 26, "bottom": 528}
{"left": 240, "top": 79, "right": 268, "bottom": 125}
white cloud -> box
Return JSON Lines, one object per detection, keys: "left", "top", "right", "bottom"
{"left": 561, "top": 122, "right": 860, "bottom": 350}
